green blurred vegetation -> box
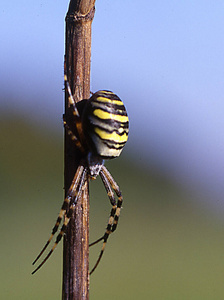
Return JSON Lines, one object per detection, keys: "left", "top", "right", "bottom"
{"left": 1, "top": 116, "right": 224, "bottom": 300}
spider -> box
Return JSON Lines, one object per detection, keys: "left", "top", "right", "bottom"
{"left": 32, "top": 61, "right": 129, "bottom": 275}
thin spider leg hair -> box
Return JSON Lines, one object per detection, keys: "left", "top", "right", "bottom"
{"left": 63, "top": 115, "right": 85, "bottom": 153}
{"left": 89, "top": 168, "right": 120, "bottom": 275}
{"left": 32, "top": 165, "right": 87, "bottom": 274}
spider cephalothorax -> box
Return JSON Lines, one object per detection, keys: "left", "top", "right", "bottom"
{"left": 32, "top": 62, "right": 129, "bottom": 275}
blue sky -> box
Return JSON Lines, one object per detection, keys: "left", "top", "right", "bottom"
{"left": 1, "top": 1, "right": 224, "bottom": 211}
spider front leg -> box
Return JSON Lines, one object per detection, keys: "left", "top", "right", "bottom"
{"left": 89, "top": 165, "right": 123, "bottom": 274}
{"left": 32, "top": 163, "right": 87, "bottom": 274}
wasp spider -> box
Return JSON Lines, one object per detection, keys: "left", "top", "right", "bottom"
{"left": 32, "top": 63, "right": 129, "bottom": 275}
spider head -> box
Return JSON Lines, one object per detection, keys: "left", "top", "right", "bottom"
{"left": 87, "top": 152, "right": 105, "bottom": 179}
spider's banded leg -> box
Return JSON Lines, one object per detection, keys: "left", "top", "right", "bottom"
{"left": 101, "top": 166, "right": 123, "bottom": 233}
{"left": 63, "top": 115, "right": 85, "bottom": 153}
{"left": 32, "top": 165, "right": 87, "bottom": 274}
{"left": 89, "top": 170, "right": 116, "bottom": 247}
{"left": 89, "top": 168, "right": 120, "bottom": 275}
{"left": 32, "top": 163, "right": 85, "bottom": 266}
{"left": 89, "top": 178, "right": 115, "bottom": 274}
{"left": 64, "top": 58, "right": 84, "bottom": 140}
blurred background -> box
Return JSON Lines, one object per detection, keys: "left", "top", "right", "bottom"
{"left": 1, "top": 1, "right": 224, "bottom": 299}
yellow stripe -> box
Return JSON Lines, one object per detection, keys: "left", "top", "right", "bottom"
{"left": 115, "top": 207, "right": 121, "bottom": 217}
{"left": 94, "top": 127, "right": 128, "bottom": 143}
{"left": 96, "top": 96, "right": 123, "bottom": 106}
{"left": 99, "top": 90, "right": 113, "bottom": 94}
{"left": 59, "top": 209, "right": 65, "bottom": 218}
{"left": 108, "top": 216, "right": 114, "bottom": 225}
{"left": 93, "top": 109, "right": 129, "bottom": 123}
{"left": 64, "top": 216, "right": 70, "bottom": 226}
{"left": 68, "top": 95, "right": 75, "bottom": 106}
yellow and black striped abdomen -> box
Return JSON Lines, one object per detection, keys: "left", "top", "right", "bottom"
{"left": 82, "top": 90, "right": 129, "bottom": 158}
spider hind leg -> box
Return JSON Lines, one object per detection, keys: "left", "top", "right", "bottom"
{"left": 89, "top": 165, "right": 123, "bottom": 274}
{"left": 32, "top": 163, "right": 87, "bottom": 274}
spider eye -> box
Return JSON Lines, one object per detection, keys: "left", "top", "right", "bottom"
{"left": 82, "top": 90, "right": 129, "bottom": 158}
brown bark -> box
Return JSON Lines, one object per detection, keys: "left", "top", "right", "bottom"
{"left": 63, "top": 1, "right": 95, "bottom": 299}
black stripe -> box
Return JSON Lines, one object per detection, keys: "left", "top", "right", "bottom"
{"left": 91, "top": 101, "right": 127, "bottom": 115}
{"left": 103, "top": 140, "right": 127, "bottom": 149}
{"left": 91, "top": 116, "right": 129, "bottom": 131}
{"left": 93, "top": 90, "right": 122, "bottom": 101}
{"left": 93, "top": 124, "right": 129, "bottom": 138}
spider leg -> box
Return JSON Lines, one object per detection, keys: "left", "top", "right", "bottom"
{"left": 89, "top": 170, "right": 116, "bottom": 247}
{"left": 63, "top": 115, "right": 85, "bottom": 153}
{"left": 89, "top": 166, "right": 122, "bottom": 274}
{"left": 89, "top": 172, "right": 116, "bottom": 244}
{"left": 101, "top": 166, "right": 123, "bottom": 233}
{"left": 32, "top": 163, "right": 87, "bottom": 274}
{"left": 32, "top": 163, "right": 85, "bottom": 266}
{"left": 64, "top": 56, "right": 85, "bottom": 141}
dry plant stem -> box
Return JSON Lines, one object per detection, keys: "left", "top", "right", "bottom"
{"left": 63, "top": 1, "right": 95, "bottom": 299}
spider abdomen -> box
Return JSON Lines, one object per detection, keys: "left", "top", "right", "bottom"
{"left": 82, "top": 90, "right": 129, "bottom": 158}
